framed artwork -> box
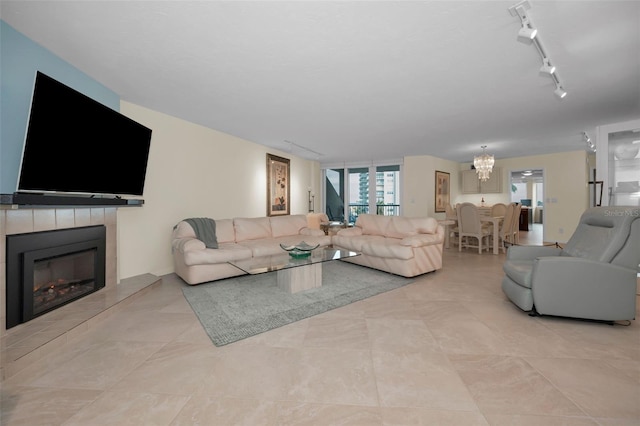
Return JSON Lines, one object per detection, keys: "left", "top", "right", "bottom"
{"left": 435, "top": 170, "right": 450, "bottom": 213}
{"left": 266, "top": 153, "right": 290, "bottom": 216}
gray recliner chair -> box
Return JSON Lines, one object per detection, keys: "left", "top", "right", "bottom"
{"left": 502, "top": 206, "right": 640, "bottom": 322}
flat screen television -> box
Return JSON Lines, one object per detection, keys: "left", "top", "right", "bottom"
{"left": 17, "top": 71, "right": 152, "bottom": 197}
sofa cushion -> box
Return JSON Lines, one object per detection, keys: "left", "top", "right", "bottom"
{"left": 400, "top": 233, "right": 442, "bottom": 247}
{"left": 300, "top": 228, "right": 325, "bottom": 237}
{"left": 335, "top": 227, "right": 362, "bottom": 237}
{"left": 410, "top": 217, "right": 439, "bottom": 234}
{"left": 239, "top": 235, "right": 330, "bottom": 257}
{"left": 333, "top": 234, "right": 384, "bottom": 253}
{"left": 270, "top": 214, "right": 307, "bottom": 238}
{"left": 238, "top": 239, "right": 285, "bottom": 257}
{"left": 362, "top": 238, "right": 414, "bottom": 260}
{"left": 356, "top": 214, "right": 391, "bottom": 236}
{"left": 385, "top": 216, "right": 418, "bottom": 238}
{"left": 215, "top": 219, "right": 236, "bottom": 243}
{"left": 234, "top": 217, "right": 272, "bottom": 242}
{"left": 183, "top": 242, "right": 253, "bottom": 265}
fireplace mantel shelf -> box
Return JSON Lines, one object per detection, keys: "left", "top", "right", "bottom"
{"left": 1, "top": 193, "right": 144, "bottom": 208}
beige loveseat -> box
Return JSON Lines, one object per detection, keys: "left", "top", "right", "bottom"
{"left": 331, "top": 214, "right": 444, "bottom": 277}
{"left": 172, "top": 215, "right": 331, "bottom": 285}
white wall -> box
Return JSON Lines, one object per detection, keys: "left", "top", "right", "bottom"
{"left": 117, "top": 102, "right": 317, "bottom": 280}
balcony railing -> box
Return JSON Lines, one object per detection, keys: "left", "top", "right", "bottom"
{"left": 348, "top": 204, "right": 400, "bottom": 222}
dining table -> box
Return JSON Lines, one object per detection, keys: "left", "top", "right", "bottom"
{"left": 480, "top": 215, "right": 503, "bottom": 254}
{"left": 437, "top": 219, "right": 457, "bottom": 249}
{"left": 441, "top": 215, "right": 503, "bottom": 254}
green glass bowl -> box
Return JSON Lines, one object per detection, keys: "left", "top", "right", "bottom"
{"left": 288, "top": 250, "right": 312, "bottom": 258}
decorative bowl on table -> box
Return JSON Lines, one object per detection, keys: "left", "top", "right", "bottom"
{"left": 279, "top": 242, "right": 319, "bottom": 258}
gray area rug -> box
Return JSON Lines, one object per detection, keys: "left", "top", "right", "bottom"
{"left": 181, "top": 260, "right": 414, "bottom": 346}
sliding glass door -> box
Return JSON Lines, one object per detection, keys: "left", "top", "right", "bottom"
{"left": 324, "top": 163, "right": 401, "bottom": 224}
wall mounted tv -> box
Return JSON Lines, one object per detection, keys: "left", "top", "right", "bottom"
{"left": 17, "top": 71, "right": 152, "bottom": 197}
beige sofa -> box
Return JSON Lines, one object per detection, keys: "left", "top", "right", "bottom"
{"left": 172, "top": 214, "right": 331, "bottom": 285}
{"left": 331, "top": 214, "right": 444, "bottom": 277}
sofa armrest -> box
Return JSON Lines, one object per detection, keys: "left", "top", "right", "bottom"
{"left": 506, "top": 245, "right": 562, "bottom": 261}
{"left": 299, "top": 227, "right": 325, "bottom": 237}
{"left": 399, "top": 233, "right": 442, "bottom": 247}
{"left": 172, "top": 237, "right": 206, "bottom": 253}
{"left": 531, "top": 257, "right": 637, "bottom": 320}
{"left": 336, "top": 227, "right": 363, "bottom": 237}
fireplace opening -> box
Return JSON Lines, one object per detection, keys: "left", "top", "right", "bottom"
{"left": 30, "top": 246, "right": 98, "bottom": 317}
{"left": 6, "top": 225, "right": 106, "bottom": 329}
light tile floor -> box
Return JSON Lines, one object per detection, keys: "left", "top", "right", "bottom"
{"left": 1, "top": 235, "right": 638, "bottom": 425}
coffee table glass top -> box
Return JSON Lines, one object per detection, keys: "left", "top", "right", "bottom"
{"left": 228, "top": 247, "right": 359, "bottom": 275}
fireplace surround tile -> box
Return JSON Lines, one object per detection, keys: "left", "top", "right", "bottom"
{"left": 5, "top": 209, "right": 34, "bottom": 234}
{"left": 105, "top": 207, "right": 116, "bottom": 225}
{"left": 90, "top": 208, "right": 105, "bottom": 225}
{"left": 55, "top": 209, "right": 75, "bottom": 229}
{"left": 33, "top": 209, "right": 56, "bottom": 232}
{"left": 74, "top": 208, "right": 91, "bottom": 227}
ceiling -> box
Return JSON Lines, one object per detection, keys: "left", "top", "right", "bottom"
{"left": 2, "top": 1, "right": 639, "bottom": 165}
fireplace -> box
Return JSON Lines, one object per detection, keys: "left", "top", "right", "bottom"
{"left": 5, "top": 225, "right": 106, "bottom": 329}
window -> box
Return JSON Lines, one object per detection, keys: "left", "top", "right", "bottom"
{"left": 325, "top": 168, "right": 345, "bottom": 221}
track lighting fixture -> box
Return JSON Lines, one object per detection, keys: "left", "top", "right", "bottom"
{"left": 509, "top": 1, "right": 567, "bottom": 99}
{"left": 583, "top": 132, "right": 595, "bottom": 152}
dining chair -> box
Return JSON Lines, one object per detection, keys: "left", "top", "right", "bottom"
{"left": 456, "top": 202, "right": 491, "bottom": 253}
{"left": 496, "top": 202, "right": 516, "bottom": 253}
{"left": 444, "top": 203, "right": 459, "bottom": 247}
{"left": 490, "top": 203, "right": 507, "bottom": 217}
{"left": 511, "top": 203, "right": 522, "bottom": 244}
{"left": 445, "top": 203, "right": 457, "bottom": 220}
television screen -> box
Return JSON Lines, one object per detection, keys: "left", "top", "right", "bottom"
{"left": 17, "top": 71, "right": 152, "bottom": 197}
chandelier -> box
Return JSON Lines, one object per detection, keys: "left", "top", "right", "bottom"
{"left": 474, "top": 146, "right": 495, "bottom": 182}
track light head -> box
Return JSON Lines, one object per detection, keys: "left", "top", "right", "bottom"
{"left": 518, "top": 24, "right": 537, "bottom": 40}
{"left": 554, "top": 85, "right": 567, "bottom": 99}
{"left": 540, "top": 59, "right": 556, "bottom": 75}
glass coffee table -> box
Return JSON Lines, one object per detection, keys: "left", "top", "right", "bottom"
{"left": 228, "top": 248, "right": 359, "bottom": 293}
